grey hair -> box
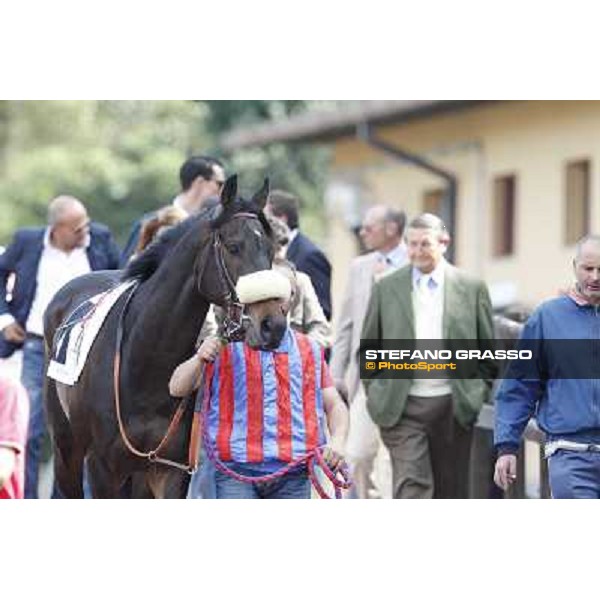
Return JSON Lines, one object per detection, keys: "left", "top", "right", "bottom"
{"left": 47, "top": 195, "right": 84, "bottom": 226}
{"left": 383, "top": 207, "right": 407, "bottom": 237}
{"left": 574, "top": 234, "right": 600, "bottom": 261}
{"left": 406, "top": 212, "right": 450, "bottom": 242}
{"left": 365, "top": 204, "right": 406, "bottom": 237}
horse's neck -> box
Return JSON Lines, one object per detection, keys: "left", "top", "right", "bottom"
{"left": 125, "top": 251, "right": 209, "bottom": 366}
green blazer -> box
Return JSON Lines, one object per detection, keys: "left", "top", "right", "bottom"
{"left": 361, "top": 263, "right": 497, "bottom": 428}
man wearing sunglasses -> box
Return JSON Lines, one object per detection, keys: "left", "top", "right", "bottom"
{"left": 0, "top": 195, "right": 120, "bottom": 497}
{"left": 120, "top": 155, "right": 225, "bottom": 265}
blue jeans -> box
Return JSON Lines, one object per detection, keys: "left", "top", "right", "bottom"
{"left": 215, "top": 467, "right": 311, "bottom": 499}
{"left": 21, "top": 337, "right": 47, "bottom": 499}
{"left": 548, "top": 450, "right": 600, "bottom": 499}
{"left": 187, "top": 455, "right": 217, "bottom": 499}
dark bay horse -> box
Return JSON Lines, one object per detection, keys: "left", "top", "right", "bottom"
{"left": 43, "top": 175, "right": 274, "bottom": 498}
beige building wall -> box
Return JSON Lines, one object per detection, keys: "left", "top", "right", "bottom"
{"left": 325, "top": 100, "right": 600, "bottom": 322}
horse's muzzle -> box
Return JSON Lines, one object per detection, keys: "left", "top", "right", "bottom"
{"left": 248, "top": 314, "right": 287, "bottom": 350}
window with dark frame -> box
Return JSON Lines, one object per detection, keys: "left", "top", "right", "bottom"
{"left": 423, "top": 188, "right": 445, "bottom": 215}
{"left": 564, "top": 159, "right": 590, "bottom": 245}
{"left": 421, "top": 186, "right": 458, "bottom": 263}
{"left": 492, "top": 175, "right": 516, "bottom": 257}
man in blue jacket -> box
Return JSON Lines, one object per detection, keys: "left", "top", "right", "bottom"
{"left": 0, "top": 195, "right": 120, "bottom": 497}
{"left": 267, "top": 190, "right": 332, "bottom": 320}
{"left": 495, "top": 234, "right": 600, "bottom": 498}
{"left": 120, "top": 155, "right": 225, "bottom": 265}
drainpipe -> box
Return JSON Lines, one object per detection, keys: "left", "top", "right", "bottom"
{"left": 356, "top": 122, "right": 458, "bottom": 263}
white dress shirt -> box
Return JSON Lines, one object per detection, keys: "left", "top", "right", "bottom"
{"left": 410, "top": 259, "right": 452, "bottom": 397}
{"left": 24, "top": 229, "right": 92, "bottom": 336}
{"left": 172, "top": 195, "right": 190, "bottom": 216}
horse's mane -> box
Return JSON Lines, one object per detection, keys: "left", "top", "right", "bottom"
{"left": 122, "top": 199, "right": 271, "bottom": 283}
{"left": 122, "top": 215, "right": 201, "bottom": 282}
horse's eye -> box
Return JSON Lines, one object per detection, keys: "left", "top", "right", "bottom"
{"left": 227, "top": 243, "right": 241, "bottom": 255}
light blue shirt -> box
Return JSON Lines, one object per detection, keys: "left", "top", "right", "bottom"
{"left": 379, "top": 242, "right": 408, "bottom": 270}
{"left": 411, "top": 258, "right": 446, "bottom": 292}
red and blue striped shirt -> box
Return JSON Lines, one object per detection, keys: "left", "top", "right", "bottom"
{"left": 203, "top": 328, "right": 331, "bottom": 466}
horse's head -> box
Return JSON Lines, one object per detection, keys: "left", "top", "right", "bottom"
{"left": 244, "top": 297, "right": 289, "bottom": 350}
{"left": 123, "top": 174, "right": 275, "bottom": 344}
{"left": 195, "top": 174, "right": 274, "bottom": 307}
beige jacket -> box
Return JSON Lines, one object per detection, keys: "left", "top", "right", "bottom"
{"left": 289, "top": 271, "right": 332, "bottom": 348}
{"left": 330, "top": 252, "right": 400, "bottom": 401}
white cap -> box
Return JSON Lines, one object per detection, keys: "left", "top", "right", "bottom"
{"left": 235, "top": 269, "right": 292, "bottom": 304}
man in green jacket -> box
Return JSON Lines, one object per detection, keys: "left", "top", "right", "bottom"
{"left": 361, "top": 213, "right": 496, "bottom": 498}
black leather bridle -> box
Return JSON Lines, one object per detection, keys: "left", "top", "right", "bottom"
{"left": 207, "top": 211, "right": 266, "bottom": 342}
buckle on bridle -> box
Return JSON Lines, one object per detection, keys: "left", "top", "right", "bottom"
{"left": 223, "top": 302, "right": 246, "bottom": 342}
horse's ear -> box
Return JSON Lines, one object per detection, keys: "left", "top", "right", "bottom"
{"left": 220, "top": 174, "right": 238, "bottom": 207}
{"left": 251, "top": 178, "right": 270, "bottom": 211}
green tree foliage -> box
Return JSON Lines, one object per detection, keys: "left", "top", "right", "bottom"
{"left": 0, "top": 100, "right": 331, "bottom": 247}
{"left": 0, "top": 101, "right": 208, "bottom": 245}
{"left": 203, "top": 101, "right": 331, "bottom": 240}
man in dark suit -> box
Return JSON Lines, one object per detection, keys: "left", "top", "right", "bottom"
{"left": 267, "top": 190, "right": 332, "bottom": 320}
{"left": 0, "top": 195, "right": 120, "bottom": 497}
{"left": 120, "top": 155, "right": 225, "bottom": 265}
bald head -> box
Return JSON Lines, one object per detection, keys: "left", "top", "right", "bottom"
{"left": 366, "top": 205, "right": 387, "bottom": 222}
{"left": 48, "top": 195, "right": 90, "bottom": 252}
{"left": 48, "top": 196, "right": 86, "bottom": 226}
{"left": 573, "top": 234, "right": 600, "bottom": 304}
{"left": 359, "top": 204, "right": 406, "bottom": 252}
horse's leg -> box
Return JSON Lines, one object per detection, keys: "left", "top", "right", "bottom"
{"left": 129, "top": 471, "right": 156, "bottom": 499}
{"left": 53, "top": 444, "right": 85, "bottom": 499}
{"left": 140, "top": 466, "right": 189, "bottom": 499}
{"left": 163, "top": 470, "right": 191, "bottom": 499}
{"left": 45, "top": 381, "right": 85, "bottom": 498}
{"left": 87, "top": 452, "right": 121, "bottom": 499}
{"left": 144, "top": 466, "right": 170, "bottom": 499}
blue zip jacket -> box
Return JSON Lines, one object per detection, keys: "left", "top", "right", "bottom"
{"left": 494, "top": 294, "right": 600, "bottom": 454}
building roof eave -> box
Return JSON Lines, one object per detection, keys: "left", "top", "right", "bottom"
{"left": 220, "top": 100, "right": 488, "bottom": 150}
